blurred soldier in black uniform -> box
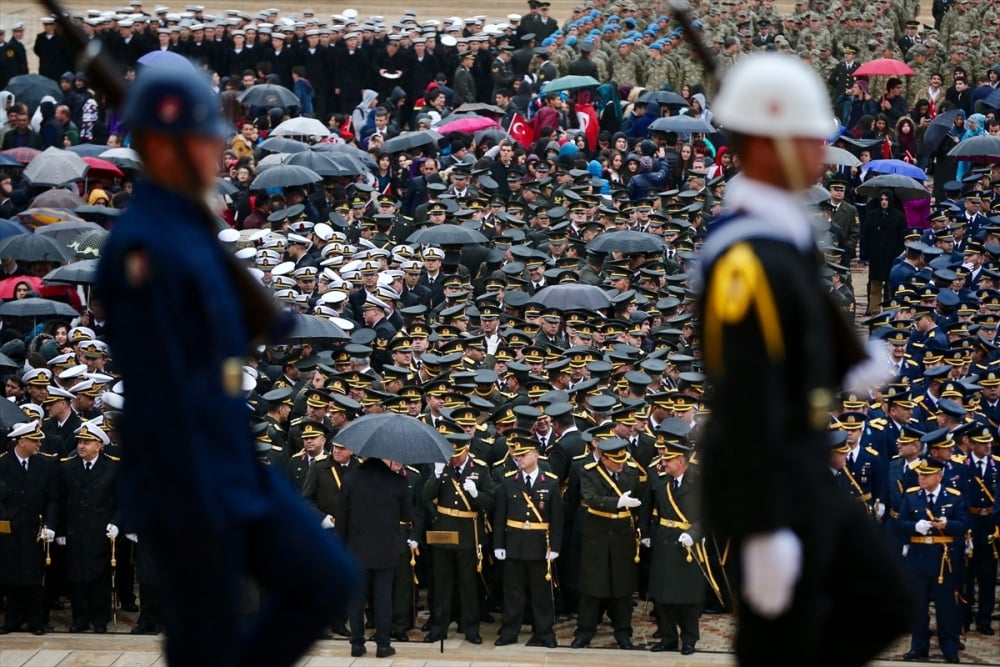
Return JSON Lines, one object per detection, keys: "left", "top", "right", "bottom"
{"left": 572, "top": 436, "right": 645, "bottom": 650}
{"left": 57, "top": 422, "right": 119, "bottom": 633}
{"left": 492, "top": 432, "right": 563, "bottom": 648}
{"left": 0, "top": 421, "right": 58, "bottom": 635}
{"left": 421, "top": 423, "right": 496, "bottom": 644}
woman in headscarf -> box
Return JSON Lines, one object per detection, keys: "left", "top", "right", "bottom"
{"left": 956, "top": 112, "right": 987, "bottom": 181}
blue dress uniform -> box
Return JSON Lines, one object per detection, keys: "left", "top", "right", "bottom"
{"left": 895, "top": 459, "right": 969, "bottom": 662}
{"left": 838, "top": 412, "right": 888, "bottom": 516}
{"left": 961, "top": 430, "right": 1000, "bottom": 634}
{"left": 97, "top": 62, "right": 357, "bottom": 667}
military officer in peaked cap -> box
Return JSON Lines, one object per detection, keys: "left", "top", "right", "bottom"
{"left": 960, "top": 425, "right": 999, "bottom": 635}
{"left": 289, "top": 418, "right": 331, "bottom": 493}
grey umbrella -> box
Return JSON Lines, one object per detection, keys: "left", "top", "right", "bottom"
{"left": 43, "top": 259, "right": 99, "bottom": 285}
{"left": 649, "top": 116, "right": 715, "bottom": 133}
{"left": 66, "top": 144, "right": 110, "bottom": 158}
{"left": 283, "top": 151, "right": 360, "bottom": 177}
{"left": 310, "top": 142, "right": 378, "bottom": 170}
{"left": 947, "top": 135, "right": 1000, "bottom": 161}
{"left": 530, "top": 284, "right": 612, "bottom": 310}
{"left": 382, "top": 130, "right": 444, "bottom": 154}
{"left": 0, "top": 397, "right": 30, "bottom": 430}
{"left": 67, "top": 230, "right": 110, "bottom": 258}
{"left": 332, "top": 413, "right": 453, "bottom": 464}
{"left": 638, "top": 90, "right": 688, "bottom": 107}
{"left": 407, "top": 224, "right": 488, "bottom": 245}
{"left": 259, "top": 137, "right": 310, "bottom": 154}
{"left": 23, "top": 147, "right": 89, "bottom": 188}
{"left": 238, "top": 83, "right": 301, "bottom": 109}
{"left": 4, "top": 74, "right": 62, "bottom": 114}
{"left": 99, "top": 147, "right": 142, "bottom": 170}
{"left": 250, "top": 165, "right": 321, "bottom": 190}
{"left": 30, "top": 188, "right": 87, "bottom": 209}
{"left": 586, "top": 230, "right": 666, "bottom": 254}
{"left": 855, "top": 173, "right": 929, "bottom": 201}
{"left": 35, "top": 220, "right": 104, "bottom": 247}
{"left": 0, "top": 297, "right": 78, "bottom": 318}
{"left": 284, "top": 314, "right": 350, "bottom": 341}
{"left": 0, "top": 234, "right": 73, "bottom": 262}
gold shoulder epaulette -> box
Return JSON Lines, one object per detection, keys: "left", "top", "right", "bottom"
{"left": 475, "top": 423, "right": 488, "bottom": 432}
{"left": 689, "top": 451, "right": 699, "bottom": 465}
{"left": 406, "top": 465, "right": 421, "bottom": 474}
{"left": 504, "top": 469, "right": 518, "bottom": 477}
{"left": 868, "top": 419, "right": 886, "bottom": 431}
{"left": 951, "top": 454, "right": 967, "bottom": 464}
{"left": 271, "top": 445, "right": 283, "bottom": 452}
{"left": 945, "top": 487, "right": 961, "bottom": 496}
{"left": 314, "top": 454, "right": 328, "bottom": 461}
{"left": 584, "top": 460, "right": 598, "bottom": 470}
{"left": 59, "top": 456, "right": 74, "bottom": 461}
{"left": 105, "top": 455, "right": 121, "bottom": 461}
{"left": 290, "top": 416, "right": 305, "bottom": 426}
{"left": 992, "top": 455, "right": 1000, "bottom": 463}
{"left": 865, "top": 446, "right": 879, "bottom": 458}
{"left": 0, "top": 452, "right": 5, "bottom": 459}
{"left": 891, "top": 454, "right": 901, "bottom": 460}
{"left": 541, "top": 471, "right": 559, "bottom": 482}
{"left": 906, "top": 486, "right": 921, "bottom": 493}
{"left": 572, "top": 452, "right": 590, "bottom": 460}
{"left": 538, "top": 453, "right": 549, "bottom": 461}
{"left": 482, "top": 436, "right": 496, "bottom": 445}
{"left": 39, "top": 452, "right": 57, "bottom": 457}
{"left": 472, "top": 457, "right": 487, "bottom": 466}
{"left": 291, "top": 451, "right": 305, "bottom": 458}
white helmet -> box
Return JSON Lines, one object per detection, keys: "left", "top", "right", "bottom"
{"left": 713, "top": 53, "right": 836, "bottom": 139}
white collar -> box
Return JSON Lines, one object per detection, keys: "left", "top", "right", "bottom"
{"left": 723, "top": 176, "right": 816, "bottom": 253}
{"left": 15, "top": 452, "right": 29, "bottom": 466}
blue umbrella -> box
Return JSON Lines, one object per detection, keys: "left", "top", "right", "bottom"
{"left": 0, "top": 154, "right": 23, "bottom": 169}
{"left": 0, "top": 218, "right": 30, "bottom": 240}
{"left": 864, "top": 159, "right": 927, "bottom": 181}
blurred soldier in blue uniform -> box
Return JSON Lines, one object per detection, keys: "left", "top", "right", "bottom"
{"left": 895, "top": 458, "right": 969, "bottom": 663}
{"left": 97, "top": 61, "right": 358, "bottom": 667}
{"left": 961, "top": 426, "right": 999, "bottom": 635}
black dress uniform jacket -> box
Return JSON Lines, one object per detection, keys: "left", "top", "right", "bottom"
{"left": 493, "top": 469, "right": 563, "bottom": 559}
{"left": 57, "top": 454, "right": 119, "bottom": 583}
{"left": 643, "top": 467, "right": 704, "bottom": 604}
{"left": 303, "top": 455, "right": 359, "bottom": 519}
{"left": 0, "top": 452, "right": 58, "bottom": 587}
{"left": 578, "top": 460, "right": 644, "bottom": 598}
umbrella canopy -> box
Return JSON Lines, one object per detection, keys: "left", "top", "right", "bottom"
{"left": 24, "top": 147, "right": 89, "bottom": 187}
{"left": 586, "top": 230, "right": 666, "bottom": 254}
{"left": 73, "top": 205, "right": 121, "bottom": 223}
{"left": 436, "top": 116, "right": 499, "bottom": 134}
{"left": 249, "top": 165, "right": 321, "bottom": 190}
{"left": 82, "top": 157, "right": 124, "bottom": 179}
{"left": 407, "top": 224, "right": 488, "bottom": 245}
{"left": 5, "top": 74, "right": 62, "bottom": 114}
{"left": 0, "top": 219, "right": 29, "bottom": 240}
{"left": 238, "top": 84, "right": 301, "bottom": 109}
{"left": 0, "top": 396, "right": 31, "bottom": 430}
{"left": 864, "top": 159, "right": 927, "bottom": 180}
{"left": 216, "top": 178, "right": 239, "bottom": 196}
{"left": 804, "top": 185, "right": 832, "bottom": 206}
{"left": 66, "top": 144, "right": 110, "bottom": 158}
{"left": 271, "top": 117, "right": 331, "bottom": 138}
{"left": 452, "top": 102, "right": 505, "bottom": 116}
{"left": 0, "top": 233, "right": 73, "bottom": 262}
{"left": 530, "top": 284, "right": 612, "bottom": 310}
{"left": 30, "top": 188, "right": 86, "bottom": 209}
{"left": 853, "top": 58, "right": 915, "bottom": 77}
{"left": 922, "top": 109, "right": 963, "bottom": 155}
{"left": 824, "top": 145, "right": 862, "bottom": 167}
{"left": 0, "top": 297, "right": 78, "bottom": 319}
{"left": 99, "top": 147, "right": 142, "bottom": 170}
{"left": 975, "top": 88, "right": 1000, "bottom": 114}
{"left": 637, "top": 90, "right": 688, "bottom": 107}
{"left": 283, "top": 151, "right": 361, "bottom": 177}
{"left": 67, "top": 230, "right": 109, "bottom": 258}
{"left": 0, "top": 154, "right": 23, "bottom": 169}
{"left": 258, "top": 136, "right": 310, "bottom": 154}
{"left": 474, "top": 128, "right": 511, "bottom": 145}
{"left": 36, "top": 220, "right": 104, "bottom": 248}
{"left": 855, "top": 173, "right": 929, "bottom": 201}
{"left": 16, "top": 207, "right": 85, "bottom": 230}
{"left": 0, "top": 147, "right": 41, "bottom": 165}
{"left": 285, "top": 314, "right": 350, "bottom": 341}
{"left": 648, "top": 116, "right": 714, "bottom": 134}
{"left": 382, "top": 130, "right": 444, "bottom": 154}
{"left": 311, "top": 142, "right": 378, "bottom": 169}
{"left": 948, "top": 134, "right": 1000, "bottom": 161}
{"left": 544, "top": 75, "right": 601, "bottom": 93}
{"left": 0, "top": 275, "right": 43, "bottom": 299}
{"left": 137, "top": 50, "right": 191, "bottom": 67}
{"left": 43, "top": 259, "right": 100, "bottom": 286}
{"left": 333, "top": 413, "right": 453, "bottom": 464}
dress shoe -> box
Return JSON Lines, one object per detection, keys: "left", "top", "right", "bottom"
{"left": 570, "top": 637, "right": 590, "bottom": 649}
{"left": 977, "top": 625, "right": 995, "bottom": 635}
{"left": 681, "top": 644, "right": 696, "bottom": 655}
{"left": 944, "top": 655, "right": 960, "bottom": 664}
{"left": 375, "top": 646, "right": 395, "bottom": 658}
{"left": 121, "top": 602, "right": 139, "bottom": 613}
{"left": 465, "top": 634, "right": 482, "bottom": 644}
{"left": 902, "top": 651, "right": 929, "bottom": 661}
{"left": 420, "top": 621, "right": 432, "bottom": 632}
{"left": 94, "top": 626, "right": 107, "bottom": 634}
{"left": 332, "top": 624, "right": 349, "bottom": 636}
{"left": 350, "top": 645, "right": 366, "bottom": 657}
{"left": 391, "top": 631, "right": 409, "bottom": 642}
{"left": 131, "top": 623, "right": 156, "bottom": 635}
{"left": 68, "top": 624, "right": 88, "bottom": 633}
{"left": 495, "top": 636, "right": 516, "bottom": 646}
{"left": 616, "top": 638, "right": 634, "bottom": 650}
{"left": 652, "top": 629, "right": 664, "bottom": 638}
{"left": 650, "top": 641, "right": 678, "bottom": 652}
{"left": 30, "top": 628, "right": 45, "bottom": 636}
{"left": 542, "top": 639, "right": 558, "bottom": 648}
{"left": 702, "top": 603, "right": 725, "bottom": 614}
{"left": 423, "top": 632, "right": 445, "bottom": 643}
{"left": 525, "top": 636, "right": 556, "bottom": 647}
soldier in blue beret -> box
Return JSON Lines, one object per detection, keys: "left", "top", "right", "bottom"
{"left": 97, "top": 61, "right": 358, "bottom": 667}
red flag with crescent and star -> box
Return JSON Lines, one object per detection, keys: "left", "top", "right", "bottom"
{"left": 508, "top": 113, "right": 535, "bottom": 150}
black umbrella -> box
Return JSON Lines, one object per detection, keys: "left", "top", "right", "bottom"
{"left": 332, "top": 413, "right": 452, "bottom": 464}
{"left": 947, "top": 134, "right": 1000, "bottom": 161}
{"left": 0, "top": 397, "right": 30, "bottom": 430}
{"left": 855, "top": 173, "right": 929, "bottom": 201}
{"left": 530, "top": 284, "right": 612, "bottom": 310}
{"left": 238, "top": 84, "right": 301, "bottom": 109}
{"left": 5, "top": 74, "right": 62, "bottom": 114}
{"left": 311, "top": 142, "right": 378, "bottom": 170}
{"left": 284, "top": 314, "right": 350, "bottom": 341}
{"left": 975, "top": 88, "right": 1000, "bottom": 114}
{"left": 407, "top": 224, "right": 488, "bottom": 245}
{"left": 0, "top": 352, "right": 20, "bottom": 373}
{"left": 35, "top": 220, "right": 104, "bottom": 247}
{"left": 0, "top": 297, "right": 78, "bottom": 318}
{"left": 259, "top": 137, "right": 310, "bottom": 154}
{"left": 922, "top": 109, "right": 963, "bottom": 155}
{"left": 382, "top": 130, "right": 444, "bottom": 154}
{"left": 73, "top": 205, "right": 122, "bottom": 223}
{"left": 586, "top": 230, "right": 666, "bottom": 254}
{"left": 637, "top": 90, "right": 688, "bottom": 107}
{"left": 250, "top": 165, "right": 321, "bottom": 190}
{"left": 0, "top": 234, "right": 73, "bottom": 262}
{"left": 43, "top": 259, "right": 99, "bottom": 285}
{"left": 648, "top": 116, "right": 714, "bottom": 133}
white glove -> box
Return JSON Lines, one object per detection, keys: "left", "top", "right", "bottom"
{"left": 105, "top": 523, "right": 119, "bottom": 539}
{"left": 462, "top": 478, "right": 479, "bottom": 498}
{"left": 901, "top": 545, "right": 909, "bottom": 557}
{"left": 434, "top": 462, "right": 446, "bottom": 477}
{"left": 321, "top": 515, "right": 335, "bottom": 529}
{"left": 874, "top": 502, "right": 885, "bottom": 520}
{"left": 741, "top": 529, "right": 802, "bottom": 619}
{"left": 125, "top": 533, "right": 139, "bottom": 543}
{"left": 616, "top": 490, "right": 641, "bottom": 509}
{"left": 640, "top": 537, "right": 651, "bottom": 547}
{"left": 56, "top": 536, "right": 66, "bottom": 546}
{"left": 493, "top": 548, "right": 507, "bottom": 560}
{"left": 965, "top": 537, "right": 974, "bottom": 557}
{"left": 39, "top": 528, "right": 55, "bottom": 543}
{"left": 915, "top": 520, "right": 932, "bottom": 536}
{"left": 545, "top": 551, "right": 559, "bottom": 560}
{"left": 678, "top": 533, "right": 694, "bottom": 548}
{"left": 407, "top": 539, "right": 419, "bottom": 550}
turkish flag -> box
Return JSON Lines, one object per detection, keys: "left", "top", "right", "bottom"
{"left": 508, "top": 113, "right": 534, "bottom": 150}
{"left": 576, "top": 103, "right": 599, "bottom": 151}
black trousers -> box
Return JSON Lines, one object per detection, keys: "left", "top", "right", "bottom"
{"left": 2, "top": 584, "right": 45, "bottom": 631}
{"left": 350, "top": 567, "right": 393, "bottom": 648}
{"left": 655, "top": 601, "right": 701, "bottom": 646}
{"left": 70, "top": 571, "right": 112, "bottom": 629}
{"left": 575, "top": 592, "right": 632, "bottom": 641}
{"left": 964, "top": 545, "right": 998, "bottom": 628}
{"left": 499, "top": 558, "right": 554, "bottom": 641}
{"left": 391, "top": 554, "right": 414, "bottom": 634}
{"left": 115, "top": 537, "right": 136, "bottom": 607}
{"left": 429, "top": 547, "right": 480, "bottom": 637}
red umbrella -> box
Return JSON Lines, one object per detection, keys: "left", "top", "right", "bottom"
{"left": 0, "top": 275, "right": 43, "bottom": 299}
{"left": 436, "top": 115, "right": 500, "bottom": 134}
{"left": 853, "top": 58, "right": 915, "bottom": 77}
{"left": 1, "top": 147, "right": 41, "bottom": 165}
{"left": 0, "top": 276, "right": 83, "bottom": 308}
{"left": 82, "top": 157, "right": 124, "bottom": 179}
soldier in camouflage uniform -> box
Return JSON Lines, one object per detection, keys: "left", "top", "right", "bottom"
{"left": 644, "top": 42, "right": 678, "bottom": 91}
